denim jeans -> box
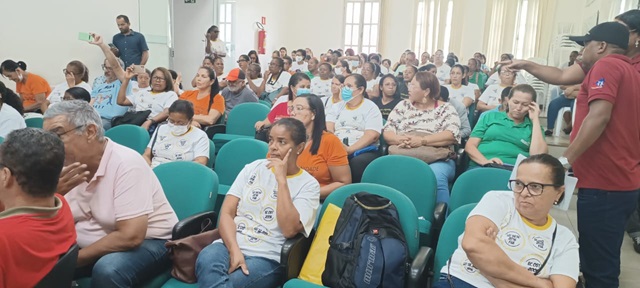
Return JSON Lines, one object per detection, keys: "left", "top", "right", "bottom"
{"left": 625, "top": 195, "right": 640, "bottom": 237}
{"left": 74, "top": 239, "right": 170, "bottom": 288}
{"left": 195, "top": 242, "right": 283, "bottom": 288}
{"left": 577, "top": 188, "right": 640, "bottom": 288}
{"left": 433, "top": 274, "right": 477, "bottom": 288}
{"left": 430, "top": 159, "right": 456, "bottom": 204}
{"left": 546, "top": 96, "right": 574, "bottom": 130}
{"left": 101, "top": 117, "right": 112, "bottom": 131}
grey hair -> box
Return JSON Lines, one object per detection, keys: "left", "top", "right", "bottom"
{"left": 104, "top": 58, "right": 125, "bottom": 69}
{"left": 43, "top": 100, "right": 105, "bottom": 141}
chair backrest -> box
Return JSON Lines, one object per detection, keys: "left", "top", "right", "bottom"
{"left": 320, "top": 183, "right": 420, "bottom": 257}
{"left": 259, "top": 100, "right": 272, "bottom": 108}
{"left": 154, "top": 161, "right": 219, "bottom": 220}
{"left": 226, "top": 102, "right": 270, "bottom": 136}
{"left": 433, "top": 203, "right": 476, "bottom": 282}
{"left": 214, "top": 138, "right": 269, "bottom": 186}
{"left": 35, "top": 243, "right": 79, "bottom": 288}
{"left": 449, "top": 167, "right": 511, "bottom": 214}
{"left": 361, "top": 155, "right": 437, "bottom": 221}
{"left": 25, "top": 117, "right": 44, "bottom": 128}
{"left": 206, "top": 139, "right": 216, "bottom": 168}
{"left": 105, "top": 124, "right": 151, "bottom": 155}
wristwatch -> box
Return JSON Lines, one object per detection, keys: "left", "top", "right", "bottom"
{"left": 558, "top": 156, "right": 571, "bottom": 169}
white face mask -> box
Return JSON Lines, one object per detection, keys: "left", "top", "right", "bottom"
{"left": 168, "top": 123, "right": 189, "bottom": 135}
{"left": 334, "top": 67, "right": 343, "bottom": 75}
{"left": 295, "top": 56, "right": 303, "bottom": 62}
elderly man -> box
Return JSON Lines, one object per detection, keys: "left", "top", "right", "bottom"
{"left": 221, "top": 68, "right": 258, "bottom": 116}
{"left": 0, "top": 128, "right": 76, "bottom": 287}
{"left": 43, "top": 100, "right": 178, "bottom": 287}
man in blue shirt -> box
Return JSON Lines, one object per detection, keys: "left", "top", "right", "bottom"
{"left": 111, "top": 15, "right": 149, "bottom": 68}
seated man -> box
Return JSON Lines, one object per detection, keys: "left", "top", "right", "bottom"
{"left": 0, "top": 128, "right": 76, "bottom": 287}
{"left": 43, "top": 100, "right": 178, "bottom": 287}
{"left": 221, "top": 68, "right": 258, "bottom": 116}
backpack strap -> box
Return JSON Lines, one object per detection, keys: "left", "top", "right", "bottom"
{"left": 534, "top": 224, "right": 557, "bottom": 276}
{"left": 150, "top": 124, "right": 161, "bottom": 158}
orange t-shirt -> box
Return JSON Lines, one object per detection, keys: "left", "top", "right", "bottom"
{"left": 179, "top": 90, "right": 225, "bottom": 115}
{"left": 16, "top": 73, "right": 51, "bottom": 108}
{"left": 297, "top": 131, "right": 349, "bottom": 187}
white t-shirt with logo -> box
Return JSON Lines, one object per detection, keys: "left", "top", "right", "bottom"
{"left": 127, "top": 90, "right": 178, "bottom": 118}
{"left": 479, "top": 84, "right": 509, "bottom": 106}
{"left": 0, "top": 105, "right": 26, "bottom": 138}
{"left": 326, "top": 99, "right": 383, "bottom": 146}
{"left": 442, "top": 191, "right": 579, "bottom": 287}
{"left": 208, "top": 39, "right": 228, "bottom": 57}
{"left": 290, "top": 61, "right": 309, "bottom": 73}
{"left": 443, "top": 84, "right": 475, "bottom": 105}
{"left": 436, "top": 64, "right": 452, "bottom": 82}
{"left": 265, "top": 72, "right": 292, "bottom": 94}
{"left": 310, "top": 77, "right": 332, "bottom": 98}
{"left": 47, "top": 81, "right": 92, "bottom": 104}
{"left": 148, "top": 125, "right": 209, "bottom": 168}
{"left": 215, "top": 159, "right": 320, "bottom": 262}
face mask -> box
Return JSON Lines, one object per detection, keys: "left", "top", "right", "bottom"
{"left": 341, "top": 87, "right": 354, "bottom": 102}
{"left": 334, "top": 67, "right": 343, "bottom": 75}
{"left": 296, "top": 88, "right": 311, "bottom": 96}
{"left": 168, "top": 122, "right": 189, "bottom": 135}
{"left": 351, "top": 60, "right": 360, "bottom": 67}
{"left": 295, "top": 56, "right": 303, "bottom": 62}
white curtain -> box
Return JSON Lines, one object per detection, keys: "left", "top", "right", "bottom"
{"left": 415, "top": 0, "right": 452, "bottom": 55}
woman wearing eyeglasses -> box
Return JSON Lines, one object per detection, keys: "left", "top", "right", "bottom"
{"left": 41, "top": 61, "right": 92, "bottom": 113}
{"left": 237, "top": 55, "right": 250, "bottom": 72}
{"left": 434, "top": 154, "right": 579, "bottom": 288}
{"left": 143, "top": 100, "right": 209, "bottom": 168}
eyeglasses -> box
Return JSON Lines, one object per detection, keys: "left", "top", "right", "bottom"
{"left": 508, "top": 180, "right": 558, "bottom": 196}
{"left": 101, "top": 64, "right": 113, "bottom": 71}
{"left": 152, "top": 76, "right": 166, "bottom": 82}
{"left": 63, "top": 69, "right": 77, "bottom": 75}
{"left": 288, "top": 105, "right": 311, "bottom": 113}
{"left": 52, "top": 125, "right": 85, "bottom": 138}
{"left": 237, "top": 59, "right": 248, "bottom": 63}
{"left": 167, "top": 119, "right": 189, "bottom": 126}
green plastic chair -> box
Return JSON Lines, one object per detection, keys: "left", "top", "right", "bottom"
{"left": 284, "top": 183, "right": 429, "bottom": 288}
{"left": 361, "top": 155, "right": 439, "bottom": 243}
{"left": 213, "top": 138, "right": 268, "bottom": 212}
{"left": 0, "top": 136, "right": 4, "bottom": 143}
{"left": 259, "top": 99, "right": 272, "bottom": 108}
{"left": 432, "top": 203, "right": 476, "bottom": 284}
{"left": 206, "top": 140, "right": 216, "bottom": 168}
{"left": 25, "top": 117, "right": 43, "bottom": 128}
{"left": 449, "top": 167, "right": 511, "bottom": 214}
{"left": 212, "top": 102, "right": 270, "bottom": 150}
{"left": 105, "top": 124, "right": 151, "bottom": 155}
{"left": 76, "top": 161, "right": 219, "bottom": 288}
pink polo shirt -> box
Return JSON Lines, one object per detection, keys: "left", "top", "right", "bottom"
{"left": 65, "top": 140, "right": 178, "bottom": 248}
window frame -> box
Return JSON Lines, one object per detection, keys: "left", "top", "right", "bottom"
{"left": 343, "top": 0, "right": 382, "bottom": 54}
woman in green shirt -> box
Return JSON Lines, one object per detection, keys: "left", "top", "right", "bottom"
{"left": 467, "top": 58, "right": 488, "bottom": 91}
{"left": 464, "top": 84, "right": 547, "bottom": 168}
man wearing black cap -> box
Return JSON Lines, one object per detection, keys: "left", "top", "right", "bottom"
{"left": 560, "top": 22, "right": 640, "bottom": 288}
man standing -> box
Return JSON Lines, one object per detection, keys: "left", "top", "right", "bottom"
{"left": 560, "top": 22, "right": 640, "bottom": 288}
{"left": 221, "top": 68, "right": 258, "bottom": 116}
{"left": 0, "top": 128, "right": 76, "bottom": 287}
{"left": 111, "top": 15, "right": 149, "bottom": 68}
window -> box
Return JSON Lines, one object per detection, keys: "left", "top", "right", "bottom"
{"left": 217, "top": 1, "right": 234, "bottom": 55}
{"left": 442, "top": 0, "right": 454, "bottom": 55}
{"left": 414, "top": 0, "right": 453, "bottom": 55}
{"left": 344, "top": 0, "right": 381, "bottom": 54}
{"left": 513, "top": 0, "right": 529, "bottom": 59}
{"left": 486, "top": 0, "right": 541, "bottom": 62}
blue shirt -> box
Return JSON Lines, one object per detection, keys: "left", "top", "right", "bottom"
{"left": 112, "top": 31, "right": 149, "bottom": 67}
{"left": 91, "top": 80, "right": 131, "bottom": 120}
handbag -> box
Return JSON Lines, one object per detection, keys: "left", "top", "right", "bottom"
{"left": 111, "top": 110, "right": 151, "bottom": 127}
{"left": 388, "top": 132, "right": 454, "bottom": 164}
{"left": 164, "top": 220, "right": 220, "bottom": 283}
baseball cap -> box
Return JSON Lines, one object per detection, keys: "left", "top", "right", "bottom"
{"left": 226, "top": 68, "right": 246, "bottom": 81}
{"left": 568, "top": 22, "right": 629, "bottom": 48}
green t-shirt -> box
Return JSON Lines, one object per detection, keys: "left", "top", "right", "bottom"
{"left": 469, "top": 111, "right": 544, "bottom": 167}
{"left": 469, "top": 72, "right": 488, "bottom": 90}
{"left": 305, "top": 71, "right": 316, "bottom": 80}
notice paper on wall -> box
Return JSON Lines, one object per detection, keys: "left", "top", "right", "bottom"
{"left": 509, "top": 154, "right": 578, "bottom": 212}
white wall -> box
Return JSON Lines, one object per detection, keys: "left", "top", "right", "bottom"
{"left": 172, "top": 0, "right": 215, "bottom": 81}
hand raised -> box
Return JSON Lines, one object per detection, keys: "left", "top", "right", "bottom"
{"left": 57, "top": 162, "right": 90, "bottom": 195}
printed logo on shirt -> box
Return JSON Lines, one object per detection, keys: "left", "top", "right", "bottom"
{"left": 253, "top": 224, "right": 270, "bottom": 237}
{"left": 501, "top": 229, "right": 524, "bottom": 250}
{"left": 249, "top": 188, "right": 264, "bottom": 203}
{"left": 246, "top": 234, "right": 261, "bottom": 244}
{"left": 244, "top": 213, "right": 254, "bottom": 221}
{"left": 237, "top": 222, "right": 247, "bottom": 233}
{"left": 159, "top": 135, "right": 167, "bottom": 141}
{"left": 179, "top": 139, "right": 188, "bottom": 147}
{"left": 521, "top": 254, "right": 545, "bottom": 274}
{"left": 248, "top": 172, "right": 257, "bottom": 185}
{"left": 592, "top": 78, "right": 605, "bottom": 89}
{"left": 174, "top": 152, "right": 184, "bottom": 160}
{"left": 461, "top": 259, "right": 478, "bottom": 274}
{"left": 530, "top": 235, "right": 549, "bottom": 252}
{"left": 262, "top": 206, "right": 275, "bottom": 222}
{"left": 163, "top": 143, "right": 172, "bottom": 150}
{"left": 270, "top": 185, "right": 278, "bottom": 200}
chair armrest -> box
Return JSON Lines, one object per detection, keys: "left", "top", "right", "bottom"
{"left": 280, "top": 230, "right": 315, "bottom": 283}
{"left": 407, "top": 246, "right": 434, "bottom": 288}
{"left": 433, "top": 202, "right": 447, "bottom": 230}
{"left": 172, "top": 211, "right": 218, "bottom": 240}
{"left": 205, "top": 124, "right": 226, "bottom": 139}
{"left": 378, "top": 142, "right": 389, "bottom": 156}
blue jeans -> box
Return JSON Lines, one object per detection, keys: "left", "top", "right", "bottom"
{"left": 196, "top": 242, "right": 283, "bottom": 288}
{"left": 433, "top": 274, "right": 476, "bottom": 288}
{"left": 430, "top": 159, "right": 456, "bottom": 204}
{"left": 577, "top": 188, "right": 640, "bottom": 288}
{"left": 74, "top": 239, "right": 170, "bottom": 287}
{"left": 546, "top": 96, "right": 574, "bottom": 130}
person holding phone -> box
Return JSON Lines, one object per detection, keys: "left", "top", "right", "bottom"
{"left": 41, "top": 60, "right": 92, "bottom": 113}
{"left": 465, "top": 84, "right": 547, "bottom": 169}
{"left": 111, "top": 15, "right": 149, "bottom": 67}
{"left": 205, "top": 25, "right": 227, "bottom": 58}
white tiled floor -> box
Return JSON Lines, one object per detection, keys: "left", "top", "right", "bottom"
{"left": 550, "top": 196, "right": 640, "bottom": 287}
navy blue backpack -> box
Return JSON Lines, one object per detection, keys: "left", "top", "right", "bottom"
{"left": 322, "top": 192, "right": 409, "bottom": 288}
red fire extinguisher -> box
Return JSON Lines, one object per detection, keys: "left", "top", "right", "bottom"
{"left": 257, "top": 22, "right": 266, "bottom": 55}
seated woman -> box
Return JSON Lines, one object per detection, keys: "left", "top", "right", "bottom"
{"left": 191, "top": 56, "right": 216, "bottom": 88}
{"left": 383, "top": 72, "right": 460, "bottom": 203}
{"left": 361, "top": 62, "right": 381, "bottom": 97}
{"left": 322, "top": 75, "right": 345, "bottom": 112}
{"left": 372, "top": 74, "right": 402, "bottom": 120}
{"left": 396, "top": 64, "right": 417, "bottom": 99}
{"left": 117, "top": 66, "right": 179, "bottom": 132}
{"left": 334, "top": 60, "right": 352, "bottom": 77}
{"left": 213, "top": 56, "right": 227, "bottom": 89}
{"left": 237, "top": 54, "right": 250, "bottom": 72}
{"left": 434, "top": 154, "right": 579, "bottom": 288}
{"left": 43, "top": 60, "right": 92, "bottom": 112}
{"left": 443, "top": 64, "right": 475, "bottom": 108}
{"left": 132, "top": 68, "right": 151, "bottom": 94}
{"left": 310, "top": 63, "right": 333, "bottom": 98}
{"left": 255, "top": 73, "right": 311, "bottom": 131}
{"left": 290, "top": 94, "right": 351, "bottom": 199}
{"left": 477, "top": 86, "right": 511, "bottom": 122}
{"left": 179, "top": 67, "right": 224, "bottom": 128}
{"left": 258, "top": 57, "right": 291, "bottom": 102}
{"left": 248, "top": 50, "right": 260, "bottom": 65}
{"left": 1, "top": 60, "right": 51, "bottom": 113}
{"left": 195, "top": 118, "right": 320, "bottom": 288}
{"left": 143, "top": 100, "right": 209, "bottom": 168}
{"left": 327, "top": 74, "right": 383, "bottom": 183}
{"left": 465, "top": 84, "right": 547, "bottom": 168}
{"left": 467, "top": 58, "right": 488, "bottom": 91}
{"left": 63, "top": 87, "right": 92, "bottom": 102}
{"left": 477, "top": 67, "right": 516, "bottom": 112}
